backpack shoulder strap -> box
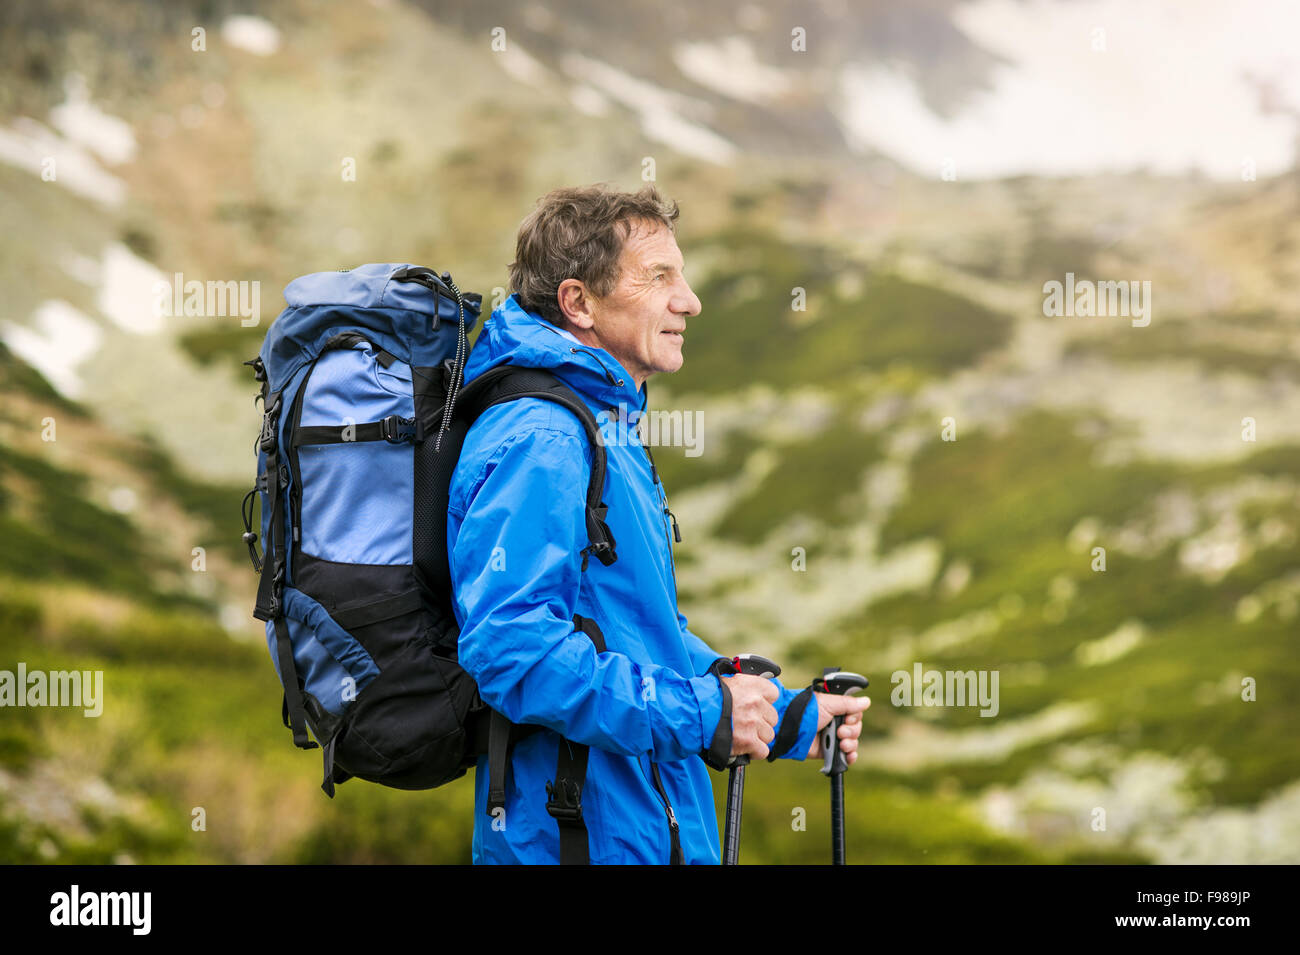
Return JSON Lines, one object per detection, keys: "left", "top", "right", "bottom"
{"left": 459, "top": 365, "right": 625, "bottom": 864}
{"left": 458, "top": 364, "right": 617, "bottom": 570}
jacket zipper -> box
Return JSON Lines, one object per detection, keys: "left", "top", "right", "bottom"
{"left": 639, "top": 433, "right": 685, "bottom": 863}
{"left": 638, "top": 436, "right": 681, "bottom": 594}
{"left": 608, "top": 392, "right": 684, "bottom": 862}
{"left": 643, "top": 758, "right": 682, "bottom": 863}
{"left": 568, "top": 346, "right": 621, "bottom": 386}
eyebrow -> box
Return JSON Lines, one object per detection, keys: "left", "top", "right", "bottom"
{"left": 647, "top": 262, "right": 684, "bottom": 275}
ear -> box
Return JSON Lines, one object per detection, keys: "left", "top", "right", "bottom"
{"left": 557, "top": 278, "right": 597, "bottom": 330}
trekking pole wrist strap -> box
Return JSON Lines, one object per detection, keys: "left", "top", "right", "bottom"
{"left": 702, "top": 657, "right": 736, "bottom": 771}
{"left": 766, "top": 685, "right": 815, "bottom": 761}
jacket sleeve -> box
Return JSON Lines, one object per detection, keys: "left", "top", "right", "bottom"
{"left": 449, "top": 423, "right": 724, "bottom": 763}
{"left": 676, "top": 610, "right": 820, "bottom": 761}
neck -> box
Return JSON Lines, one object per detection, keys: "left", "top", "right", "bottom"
{"left": 553, "top": 318, "right": 648, "bottom": 391}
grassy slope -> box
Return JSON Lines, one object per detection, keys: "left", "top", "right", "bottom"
{"left": 788, "top": 411, "right": 1300, "bottom": 816}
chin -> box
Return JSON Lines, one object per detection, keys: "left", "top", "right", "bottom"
{"left": 656, "top": 354, "right": 685, "bottom": 375}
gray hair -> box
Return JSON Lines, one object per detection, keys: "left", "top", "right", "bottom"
{"left": 508, "top": 183, "right": 680, "bottom": 325}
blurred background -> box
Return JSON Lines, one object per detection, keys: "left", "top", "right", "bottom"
{"left": 1, "top": 0, "right": 1298, "bottom": 864}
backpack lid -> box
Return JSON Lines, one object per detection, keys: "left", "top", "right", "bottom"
{"left": 260, "top": 264, "right": 482, "bottom": 394}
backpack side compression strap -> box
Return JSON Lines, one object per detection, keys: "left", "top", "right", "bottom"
{"left": 252, "top": 390, "right": 316, "bottom": 752}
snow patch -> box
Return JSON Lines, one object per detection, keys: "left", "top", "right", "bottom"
{"left": 222, "top": 15, "right": 281, "bottom": 56}
{"left": 97, "top": 243, "right": 167, "bottom": 334}
{"left": 559, "top": 53, "right": 736, "bottom": 164}
{"left": 569, "top": 84, "right": 611, "bottom": 117}
{"left": 673, "top": 36, "right": 792, "bottom": 103}
{"left": 2, "top": 301, "right": 103, "bottom": 399}
{"left": 496, "top": 43, "right": 549, "bottom": 85}
{"left": 0, "top": 117, "right": 127, "bottom": 206}
{"left": 49, "top": 74, "right": 136, "bottom": 165}
{"left": 837, "top": 0, "right": 1300, "bottom": 180}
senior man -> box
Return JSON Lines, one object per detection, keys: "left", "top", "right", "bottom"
{"left": 447, "top": 183, "right": 869, "bottom": 864}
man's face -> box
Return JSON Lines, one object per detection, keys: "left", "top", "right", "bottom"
{"left": 580, "top": 219, "right": 702, "bottom": 390}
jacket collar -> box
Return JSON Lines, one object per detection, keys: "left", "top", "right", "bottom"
{"left": 463, "top": 293, "right": 648, "bottom": 414}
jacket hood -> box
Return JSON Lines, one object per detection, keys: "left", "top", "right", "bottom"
{"left": 463, "top": 293, "right": 648, "bottom": 415}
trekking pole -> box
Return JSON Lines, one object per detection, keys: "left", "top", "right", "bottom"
{"left": 813, "top": 667, "right": 869, "bottom": 865}
{"left": 722, "top": 653, "right": 781, "bottom": 866}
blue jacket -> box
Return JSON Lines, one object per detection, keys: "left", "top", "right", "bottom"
{"left": 447, "top": 294, "right": 820, "bottom": 864}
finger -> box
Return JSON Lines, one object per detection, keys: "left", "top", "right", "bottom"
{"left": 757, "top": 722, "right": 775, "bottom": 744}
{"left": 760, "top": 681, "right": 779, "bottom": 702}
{"left": 761, "top": 702, "right": 779, "bottom": 726}
{"left": 826, "top": 694, "right": 869, "bottom": 715}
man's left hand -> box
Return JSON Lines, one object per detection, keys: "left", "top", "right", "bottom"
{"left": 807, "top": 692, "right": 870, "bottom": 764}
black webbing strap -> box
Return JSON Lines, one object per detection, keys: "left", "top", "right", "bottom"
{"left": 486, "top": 709, "right": 514, "bottom": 815}
{"left": 572, "top": 613, "right": 607, "bottom": 653}
{"left": 542, "top": 613, "right": 606, "bottom": 865}
{"left": 484, "top": 614, "right": 607, "bottom": 861}
{"left": 252, "top": 393, "right": 283, "bottom": 622}
{"left": 292, "top": 415, "right": 423, "bottom": 447}
{"left": 767, "top": 685, "right": 816, "bottom": 761}
{"left": 272, "top": 617, "right": 313, "bottom": 750}
{"left": 252, "top": 393, "right": 315, "bottom": 753}
{"left": 320, "top": 734, "right": 338, "bottom": 798}
{"left": 701, "top": 657, "right": 736, "bottom": 771}
{"left": 548, "top": 739, "right": 591, "bottom": 865}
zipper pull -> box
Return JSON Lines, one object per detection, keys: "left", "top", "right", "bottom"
{"left": 665, "top": 804, "right": 679, "bottom": 832}
{"left": 641, "top": 441, "right": 661, "bottom": 484}
{"left": 667, "top": 508, "right": 681, "bottom": 542}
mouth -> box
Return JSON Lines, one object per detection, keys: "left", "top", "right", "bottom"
{"left": 661, "top": 329, "right": 684, "bottom": 338}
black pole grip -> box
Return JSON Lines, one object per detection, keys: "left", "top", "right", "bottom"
{"left": 813, "top": 668, "right": 868, "bottom": 776}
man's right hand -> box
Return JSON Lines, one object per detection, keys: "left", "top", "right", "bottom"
{"left": 721, "top": 673, "right": 780, "bottom": 760}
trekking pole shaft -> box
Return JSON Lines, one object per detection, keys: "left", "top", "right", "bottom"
{"left": 723, "top": 760, "right": 747, "bottom": 865}
{"left": 831, "top": 772, "right": 845, "bottom": 865}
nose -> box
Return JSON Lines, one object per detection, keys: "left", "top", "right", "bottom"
{"left": 674, "top": 275, "right": 702, "bottom": 317}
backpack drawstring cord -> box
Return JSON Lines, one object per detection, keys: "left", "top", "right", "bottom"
{"left": 435, "top": 273, "right": 468, "bottom": 452}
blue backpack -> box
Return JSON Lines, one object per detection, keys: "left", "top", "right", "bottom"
{"left": 240, "top": 264, "right": 618, "bottom": 799}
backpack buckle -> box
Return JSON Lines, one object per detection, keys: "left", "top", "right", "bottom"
{"left": 259, "top": 415, "right": 277, "bottom": 453}
{"left": 259, "top": 396, "right": 282, "bottom": 453}
{"left": 545, "top": 779, "right": 584, "bottom": 824}
{"left": 381, "top": 415, "right": 422, "bottom": 444}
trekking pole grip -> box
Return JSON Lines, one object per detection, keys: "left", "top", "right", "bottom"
{"left": 813, "top": 668, "right": 869, "bottom": 776}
